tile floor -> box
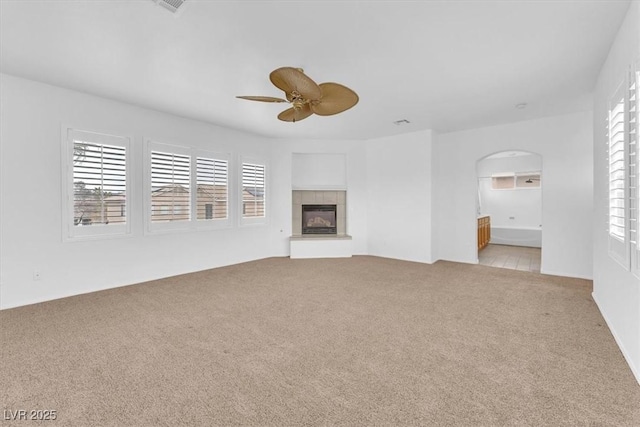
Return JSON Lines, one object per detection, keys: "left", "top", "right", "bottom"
{"left": 478, "top": 244, "right": 541, "bottom": 273}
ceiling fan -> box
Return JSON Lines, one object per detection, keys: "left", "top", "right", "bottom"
{"left": 237, "top": 67, "right": 359, "bottom": 122}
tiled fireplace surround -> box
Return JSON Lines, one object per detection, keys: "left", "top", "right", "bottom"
{"left": 292, "top": 190, "right": 347, "bottom": 236}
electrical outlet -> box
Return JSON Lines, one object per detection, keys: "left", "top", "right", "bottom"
{"left": 33, "top": 271, "right": 41, "bottom": 281}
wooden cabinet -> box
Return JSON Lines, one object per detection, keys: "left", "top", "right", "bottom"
{"left": 478, "top": 216, "right": 490, "bottom": 250}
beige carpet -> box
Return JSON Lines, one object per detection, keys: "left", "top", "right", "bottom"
{"left": 1, "top": 256, "right": 639, "bottom": 426}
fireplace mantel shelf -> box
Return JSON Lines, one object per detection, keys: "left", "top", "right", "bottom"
{"left": 290, "top": 235, "right": 352, "bottom": 241}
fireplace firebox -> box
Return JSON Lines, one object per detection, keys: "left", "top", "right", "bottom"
{"left": 302, "top": 204, "right": 337, "bottom": 235}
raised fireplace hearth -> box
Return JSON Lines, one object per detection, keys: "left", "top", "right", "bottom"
{"left": 302, "top": 204, "right": 337, "bottom": 235}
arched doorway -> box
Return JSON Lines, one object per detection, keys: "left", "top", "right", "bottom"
{"left": 476, "top": 150, "right": 543, "bottom": 272}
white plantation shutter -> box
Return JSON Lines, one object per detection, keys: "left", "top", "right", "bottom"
{"left": 607, "top": 81, "right": 629, "bottom": 267}
{"left": 630, "top": 68, "right": 640, "bottom": 276}
{"left": 242, "top": 162, "right": 266, "bottom": 219}
{"left": 196, "top": 156, "right": 228, "bottom": 220}
{"left": 73, "top": 143, "right": 127, "bottom": 226}
{"left": 146, "top": 142, "right": 236, "bottom": 232}
{"left": 150, "top": 150, "right": 191, "bottom": 223}
{"left": 609, "top": 92, "right": 626, "bottom": 239}
{"left": 64, "top": 129, "right": 130, "bottom": 240}
{"left": 630, "top": 72, "right": 638, "bottom": 246}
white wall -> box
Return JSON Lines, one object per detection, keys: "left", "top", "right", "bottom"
{"left": 477, "top": 154, "right": 542, "bottom": 228}
{"left": 269, "top": 130, "right": 436, "bottom": 264}
{"left": 0, "top": 72, "right": 408, "bottom": 309}
{"left": 366, "top": 130, "right": 434, "bottom": 263}
{"left": 0, "top": 74, "right": 275, "bottom": 309}
{"left": 0, "top": 72, "right": 590, "bottom": 310}
{"left": 291, "top": 153, "right": 347, "bottom": 189}
{"left": 0, "top": 72, "right": 597, "bottom": 313}
{"left": 592, "top": 1, "right": 640, "bottom": 384}
{"left": 434, "top": 111, "right": 593, "bottom": 279}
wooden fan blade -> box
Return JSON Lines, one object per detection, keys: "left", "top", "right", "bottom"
{"left": 277, "top": 104, "right": 313, "bottom": 122}
{"left": 270, "top": 67, "right": 322, "bottom": 101}
{"left": 236, "top": 95, "right": 288, "bottom": 103}
{"left": 310, "top": 83, "right": 359, "bottom": 116}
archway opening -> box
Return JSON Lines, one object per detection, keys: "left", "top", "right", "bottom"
{"left": 476, "top": 150, "right": 543, "bottom": 272}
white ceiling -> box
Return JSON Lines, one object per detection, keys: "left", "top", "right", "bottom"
{"left": 0, "top": 0, "right": 631, "bottom": 140}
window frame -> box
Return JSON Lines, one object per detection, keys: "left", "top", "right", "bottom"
{"left": 61, "top": 126, "right": 132, "bottom": 242}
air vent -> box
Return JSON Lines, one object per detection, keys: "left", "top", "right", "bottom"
{"left": 152, "top": 0, "right": 186, "bottom": 14}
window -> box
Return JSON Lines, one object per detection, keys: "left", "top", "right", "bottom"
{"left": 240, "top": 160, "right": 266, "bottom": 225}
{"left": 242, "top": 162, "right": 265, "bottom": 218}
{"left": 491, "top": 172, "right": 541, "bottom": 190}
{"left": 196, "top": 157, "right": 228, "bottom": 221}
{"left": 145, "top": 140, "right": 232, "bottom": 232}
{"left": 62, "top": 128, "right": 131, "bottom": 240}
{"left": 150, "top": 150, "right": 191, "bottom": 223}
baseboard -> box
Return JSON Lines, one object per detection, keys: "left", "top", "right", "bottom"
{"left": 592, "top": 292, "right": 640, "bottom": 385}
{"left": 539, "top": 268, "right": 593, "bottom": 281}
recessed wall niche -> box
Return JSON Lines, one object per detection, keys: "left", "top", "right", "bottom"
{"left": 291, "top": 153, "right": 347, "bottom": 190}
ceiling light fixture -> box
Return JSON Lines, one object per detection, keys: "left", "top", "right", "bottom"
{"left": 393, "top": 119, "right": 410, "bottom": 125}
{"left": 236, "top": 67, "right": 358, "bottom": 123}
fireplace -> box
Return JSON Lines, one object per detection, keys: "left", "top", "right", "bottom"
{"left": 302, "top": 204, "right": 337, "bottom": 235}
